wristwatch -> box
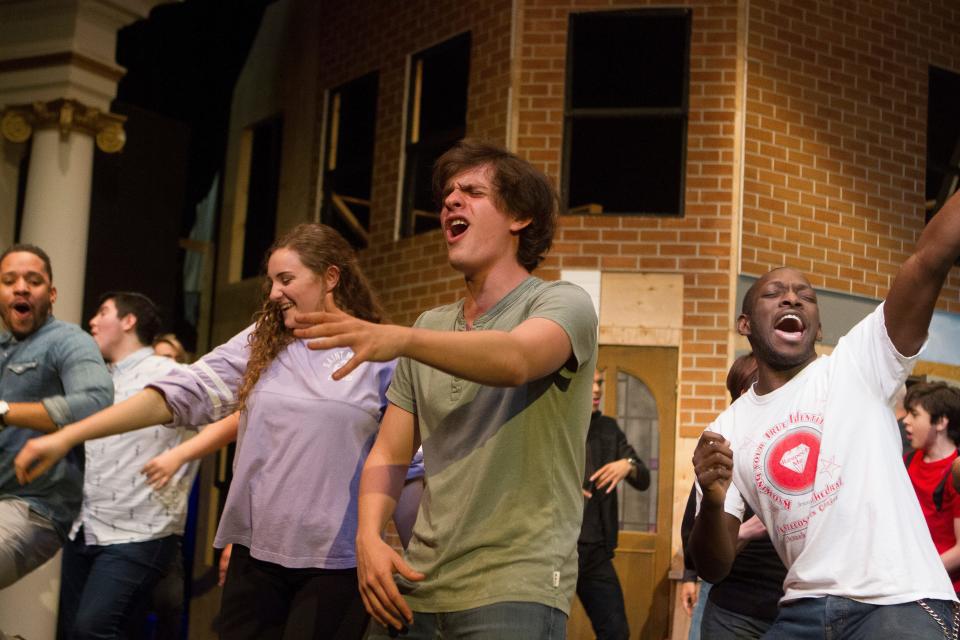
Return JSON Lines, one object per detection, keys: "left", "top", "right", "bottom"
{"left": 0, "top": 400, "right": 9, "bottom": 428}
{"left": 626, "top": 457, "right": 638, "bottom": 468}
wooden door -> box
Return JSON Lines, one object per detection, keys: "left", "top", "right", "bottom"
{"left": 568, "top": 346, "right": 678, "bottom": 640}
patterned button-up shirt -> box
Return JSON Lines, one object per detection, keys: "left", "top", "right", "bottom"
{"left": 73, "top": 347, "right": 199, "bottom": 545}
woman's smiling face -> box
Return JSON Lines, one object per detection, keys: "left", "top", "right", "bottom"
{"left": 266, "top": 247, "right": 328, "bottom": 329}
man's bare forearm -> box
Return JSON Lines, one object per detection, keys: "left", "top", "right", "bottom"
{"left": 358, "top": 456, "right": 410, "bottom": 541}
{"left": 358, "top": 404, "right": 419, "bottom": 540}
{"left": 401, "top": 319, "right": 571, "bottom": 387}
{"left": 5, "top": 402, "right": 58, "bottom": 433}
{"left": 689, "top": 503, "right": 739, "bottom": 583}
{"left": 885, "top": 189, "right": 960, "bottom": 355}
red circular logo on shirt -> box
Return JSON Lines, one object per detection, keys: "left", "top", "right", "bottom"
{"left": 763, "top": 426, "right": 821, "bottom": 495}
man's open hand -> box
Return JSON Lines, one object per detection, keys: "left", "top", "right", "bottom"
{"left": 293, "top": 292, "right": 407, "bottom": 380}
{"left": 590, "top": 459, "right": 633, "bottom": 494}
{"left": 356, "top": 533, "right": 425, "bottom": 631}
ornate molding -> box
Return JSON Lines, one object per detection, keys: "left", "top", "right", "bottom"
{"left": 1, "top": 98, "right": 126, "bottom": 153}
{"left": 0, "top": 52, "right": 125, "bottom": 83}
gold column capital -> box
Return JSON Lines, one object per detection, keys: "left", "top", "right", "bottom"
{"left": 1, "top": 98, "right": 127, "bottom": 153}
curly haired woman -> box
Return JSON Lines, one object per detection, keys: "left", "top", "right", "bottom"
{"left": 17, "top": 224, "right": 395, "bottom": 640}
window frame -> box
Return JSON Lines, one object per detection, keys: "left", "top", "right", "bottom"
{"left": 320, "top": 71, "right": 380, "bottom": 249}
{"left": 399, "top": 31, "right": 472, "bottom": 237}
{"left": 562, "top": 8, "right": 692, "bottom": 217}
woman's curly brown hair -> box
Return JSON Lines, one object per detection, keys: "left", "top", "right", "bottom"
{"left": 236, "top": 224, "right": 384, "bottom": 410}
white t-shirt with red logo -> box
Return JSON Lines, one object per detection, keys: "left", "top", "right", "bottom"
{"left": 709, "top": 302, "right": 957, "bottom": 605}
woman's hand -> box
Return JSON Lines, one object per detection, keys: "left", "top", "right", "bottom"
{"left": 14, "top": 431, "right": 73, "bottom": 485}
{"left": 142, "top": 449, "right": 186, "bottom": 489}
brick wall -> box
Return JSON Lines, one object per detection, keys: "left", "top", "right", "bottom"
{"left": 513, "top": 0, "right": 741, "bottom": 427}
{"left": 742, "top": 0, "right": 960, "bottom": 314}
{"left": 311, "top": 0, "right": 742, "bottom": 427}
{"left": 273, "top": 0, "right": 958, "bottom": 426}
{"left": 315, "top": 0, "right": 515, "bottom": 326}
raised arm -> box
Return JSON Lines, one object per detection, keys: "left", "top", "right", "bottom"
{"left": 356, "top": 403, "right": 425, "bottom": 631}
{"left": 142, "top": 411, "right": 241, "bottom": 488}
{"left": 293, "top": 292, "right": 580, "bottom": 386}
{"left": 885, "top": 189, "right": 960, "bottom": 356}
{"left": 689, "top": 431, "right": 742, "bottom": 583}
{"left": 14, "top": 388, "right": 172, "bottom": 484}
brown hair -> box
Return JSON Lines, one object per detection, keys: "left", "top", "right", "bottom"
{"left": 0, "top": 243, "right": 53, "bottom": 281}
{"left": 236, "top": 224, "right": 384, "bottom": 409}
{"left": 152, "top": 333, "right": 188, "bottom": 363}
{"left": 726, "top": 352, "right": 758, "bottom": 401}
{"left": 905, "top": 381, "right": 960, "bottom": 444}
{"left": 432, "top": 139, "right": 558, "bottom": 272}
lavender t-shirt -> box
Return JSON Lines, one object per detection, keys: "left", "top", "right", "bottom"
{"left": 151, "top": 326, "right": 395, "bottom": 569}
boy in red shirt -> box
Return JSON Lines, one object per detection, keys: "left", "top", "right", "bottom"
{"left": 904, "top": 381, "right": 960, "bottom": 593}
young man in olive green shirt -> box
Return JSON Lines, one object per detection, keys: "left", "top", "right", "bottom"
{"left": 296, "top": 140, "right": 598, "bottom": 638}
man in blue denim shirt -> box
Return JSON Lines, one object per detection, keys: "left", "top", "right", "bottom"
{"left": 0, "top": 244, "right": 112, "bottom": 587}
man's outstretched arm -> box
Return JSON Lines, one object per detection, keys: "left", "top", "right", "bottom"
{"left": 689, "top": 431, "right": 742, "bottom": 583}
{"left": 295, "top": 293, "right": 576, "bottom": 386}
{"left": 885, "top": 189, "right": 960, "bottom": 356}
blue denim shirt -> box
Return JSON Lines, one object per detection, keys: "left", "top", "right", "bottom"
{"left": 0, "top": 317, "right": 113, "bottom": 537}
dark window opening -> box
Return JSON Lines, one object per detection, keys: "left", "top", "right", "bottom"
{"left": 925, "top": 65, "right": 960, "bottom": 222}
{"left": 322, "top": 72, "right": 379, "bottom": 249}
{"left": 14, "top": 146, "right": 29, "bottom": 242}
{"left": 401, "top": 32, "right": 471, "bottom": 237}
{"left": 241, "top": 115, "right": 283, "bottom": 280}
{"left": 563, "top": 10, "right": 691, "bottom": 216}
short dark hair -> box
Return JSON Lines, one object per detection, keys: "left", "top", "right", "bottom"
{"left": 432, "top": 139, "right": 558, "bottom": 272}
{"left": 726, "top": 352, "right": 758, "bottom": 401}
{"left": 0, "top": 244, "right": 53, "bottom": 281}
{"left": 905, "top": 381, "right": 960, "bottom": 445}
{"left": 99, "top": 291, "right": 162, "bottom": 347}
{"left": 740, "top": 267, "right": 812, "bottom": 315}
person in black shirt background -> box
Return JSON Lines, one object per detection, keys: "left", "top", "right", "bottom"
{"left": 680, "top": 353, "right": 787, "bottom": 639}
{"left": 576, "top": 369, "right": 651, "bottom": 640}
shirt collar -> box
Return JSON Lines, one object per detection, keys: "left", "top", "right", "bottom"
{"left": 109, "top": 346, "right": 155, "bottom": 374}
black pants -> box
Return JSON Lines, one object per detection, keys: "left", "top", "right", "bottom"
{"left": 219, "top": 545, "right": 368, "bottom": 640}
{"left": 576, "top": 547, "right": 629, "bottom": 640}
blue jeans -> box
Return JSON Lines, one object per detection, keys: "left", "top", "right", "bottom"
{"left": 369, "top": 601, "right": 567, "bottom": 640}
{"left": 58, "top": 531, "right": 179, "bottom": 640}
{"left": 688, "top": 581, "right": 712, "bottom": 640}
{"left": 701, "top": 599, "right": 770, "bottom": 639}
{"left": 763, "top": 596, "right": 958, "bottom": 639}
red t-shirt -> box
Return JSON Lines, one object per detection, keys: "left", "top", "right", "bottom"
{"left": 907, "top": 449, "right": 960, "bottom": 592}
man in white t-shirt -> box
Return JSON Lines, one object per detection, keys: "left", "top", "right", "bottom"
{"left": 690, "top": 190, "right": 960, "bottom": 639}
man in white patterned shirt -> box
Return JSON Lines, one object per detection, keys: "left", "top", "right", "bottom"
{"left": 58, "top": 292, "right": 199, "bottom": 639}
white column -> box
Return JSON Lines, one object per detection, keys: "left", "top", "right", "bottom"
{"left": 19, "top": 126, "right": 95, "bottom": 324}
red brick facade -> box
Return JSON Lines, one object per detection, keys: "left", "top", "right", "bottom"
{"left": 742, "top": 0, "right": 960, "bottom": 314}
{"left": 303, "top": 0, "right": 959, "bottom": 433}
